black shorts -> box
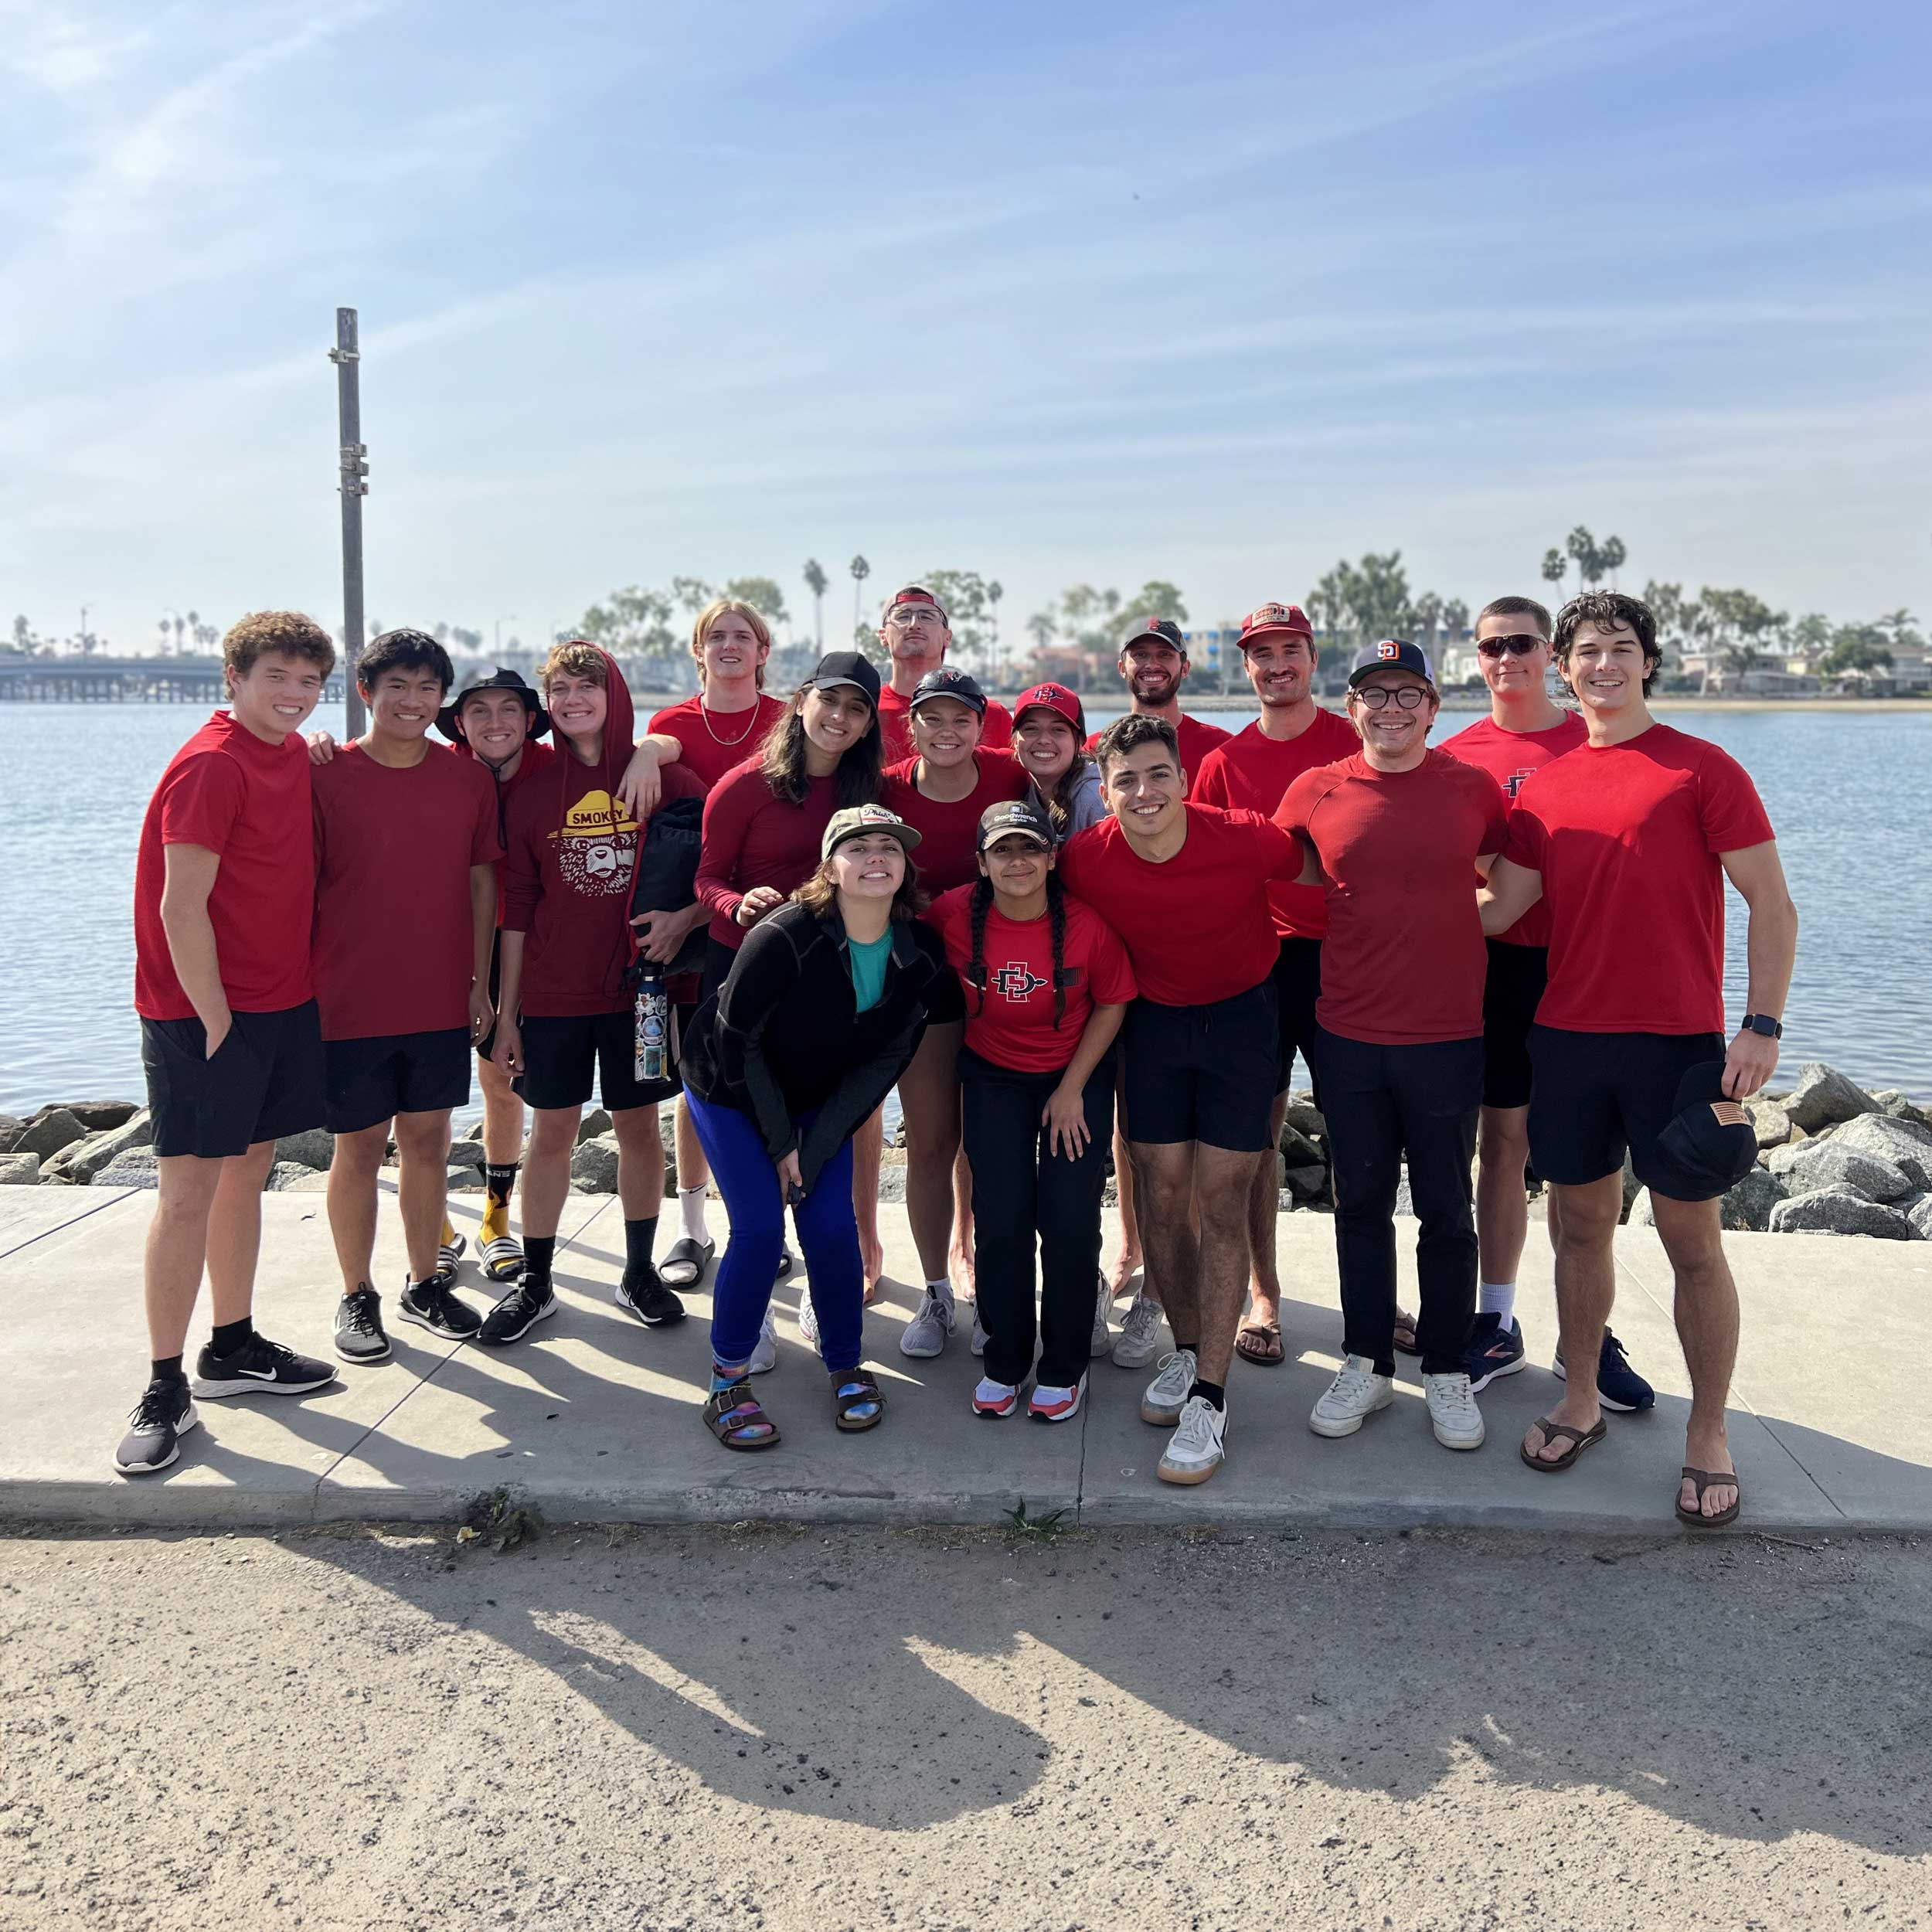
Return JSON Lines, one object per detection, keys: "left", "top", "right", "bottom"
{"left": 1481, "top": 940, "right": 1547, "bottom": 1111}
{"left": 1270, "top": 936, "right": 1322, "bottom": 1097}
{"left": 515, "top": 1009, "right": 681, "bottom": 1114}
{"left": 476, "top": 936, "right": 504, "bottom": 1062}
{"left": 1121, "top": 981, "right": 1278, "bottom": 1153}
{"left": 1528, "top": 1026, "right": 1730, "bottom": 1201}
{"left": 699, "top": 934, "right": 740, "bottom": 1004}
{"left": 141, "top": 1001, "right": 325, "bottom": 1161}
{"left": 325, "top": 1027, "right": 472, "bottom": 1134}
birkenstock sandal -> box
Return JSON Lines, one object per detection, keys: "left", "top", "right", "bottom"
{"left": 704, "top": 1381, "right": 780, "bottom": 1451}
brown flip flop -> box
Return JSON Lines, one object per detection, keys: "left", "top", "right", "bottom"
{"left": 1234, "top": 1321, "right": 1284, "bottom": 1367}
{"left": 1519, "top": 1414, "right": 1608, "bottom": 1472}
{"left": 1675, "top": 1464, "right": 1742, "bottom": 1529}
{"left": 1393, "top": 1308, "right": 1421, "bottom": 1357}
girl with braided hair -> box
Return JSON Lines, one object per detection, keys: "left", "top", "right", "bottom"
{"left": 930, "top": 800, "right": 1137, "bottom": 1422}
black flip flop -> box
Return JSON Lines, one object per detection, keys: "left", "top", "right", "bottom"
{"left": 1519, "top": 1415, "right": 1608, "bottom": 1472}
{"left": 658, "top": 1235, "right": 716, "bottom": 1288}
{"left": 1675, "top": 1464, "right": 1742, "bottom": 1529}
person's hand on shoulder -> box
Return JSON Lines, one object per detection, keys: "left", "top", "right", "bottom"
{"left": 306, "top": 730, "right": 338, "bottom": 766}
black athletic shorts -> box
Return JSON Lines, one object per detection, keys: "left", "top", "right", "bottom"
{"left": 141, "top": 1000, "right": 325, "bottom": 1160}
{"left": 1121, "top": 979, "right": 1278, "bottom": 1152}
{"left": 1527, "top": 1025, "right": 1730, "bottom": 1201}
{"left": 476, "top": 936, "right": 505, "bottom": 1062}
{"left": 699, "top": 934, "right": 740, "bottom": 1005}
{"left": 1481, "top": 940, "right": 1548, "bottom": 1111}
{"left": 325, "top": 1027, "right": 472, "bottom": 1134}
{"left": 515, "top": 1009, "right": 680, "bottom": 1114}
{"left": 1270, "top": 936, "right": 1323, "bottom": 1098}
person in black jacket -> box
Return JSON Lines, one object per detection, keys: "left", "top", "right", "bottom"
{"left": 681, "top": 804, "right": 960, "bottom": 1448}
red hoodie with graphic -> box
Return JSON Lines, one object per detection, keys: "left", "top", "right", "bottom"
{"left": 501, "top": 648, "right": 705, "bottom": 1017}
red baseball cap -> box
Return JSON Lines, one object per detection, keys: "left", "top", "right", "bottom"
{"left": 1238, "top": 603, "right": 1315, "bottom": 648}
{"left": 886, "top": 584, "right": 950, "bottom": 626}
{"left": 1011, "top": 682, "right": 1086, "bottom": 733}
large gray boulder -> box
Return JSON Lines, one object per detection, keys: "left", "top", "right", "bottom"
{"left": 577, "top": 1108, "right": 614, "bottom": 1145}
{"left": 0, "top": 1116, "right": 26, "bottom": 1155}
{"left": 1282, "top": 1163, "right": 1328, "bottom": 1202}
{"left": 1721, "top": 1165, "right": 1787, "bottom": 1231}
{"left": 1765, "top": 1139, "right": 1914, "bottom": 1202}
{"left": 47, "top": 1111, "right": 153, "bottom": 1184}
{"left": 1283, "top": 1097, "right": 1327, "bottom": 1139}
{"left": 1278, "top": 1122, "right": 1325, "bottom": 1166}
{"left": 13, "top": 1108, "right": 86, "bottom": 1161}
{"left": 94, "top": 1152, "right": 160, "bottom": 1189}
{"left": 1827, "top": 1112, "right": 1932, "bottom": 1189}
{"left": 1880, "top": 1094, "right": 1932, "bottom": 1131}
{"left": 1769, "top": 1185, "right": 1911, "bottom": 1240}
{"left": 1908, "top": 1195, "right": 1932, "bottom": 1242}
{"left": 0, "top": 1153, "right": 41, "bottom": 1185}
{"left": 1784, "top": 1063, "right": 1879, "bottom": 1134}
{"left": 274, "top": 1128, "right": 335, "bottom": 1172}
{"left": 265, "top": 1162, "right": 327, "bottom": 1192}
{"left": 55, "top": 1100, "right": 140, "bottom": 1132}
{"left": 570, "top": 1134, "right": 621, "bottom": 1192}
{"left": 1747, "top": 1099, "right": 1793, "bottom": 1150}
{"left": 447, "top": 1136, "right": 487, "bottom": 1170}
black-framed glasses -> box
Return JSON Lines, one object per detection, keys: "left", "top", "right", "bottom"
{"left": 1354, "top": 685, "right": 1428, "bottom": 709}
{"left": 1476, "top": 632, "right": 1546, "bottom": 658}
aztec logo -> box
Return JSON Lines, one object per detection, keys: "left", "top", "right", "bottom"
{"left": 989, "top": 963, "right": 1050, "bottom": 1002}
{"left": 1504, "top": 766, "right": 1535, "bottom": 799}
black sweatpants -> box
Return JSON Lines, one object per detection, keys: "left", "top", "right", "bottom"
{"left": 960, "top": 1046, "right": 1114, "bottom": 1390}
{"left": 1311, "top": 1026, "right": 1484, "bottom": 1379}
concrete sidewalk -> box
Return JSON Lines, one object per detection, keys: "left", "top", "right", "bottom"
{"left": 5, "top": 1182, "right": 1929, "bottom": 1532}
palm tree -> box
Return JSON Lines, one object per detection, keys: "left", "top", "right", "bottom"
{"left": 803, "top": 559, "right": 828, "bottom": 648}
{"left": 986, "top": 580, "right": 1004, "bottom": 689}
{"left": 849, "top": 555, "right": 871, "bottom": 634}
{"left": 156, "top": 617, "right": 172, "bottom": 656}
{"left": 1540, "top": 548, "right": 1569, "bottom": 598}
{"left": 1599, "top": 536, "right": 1628, "bottom": 587}
{"left": 184, "top": 611, "right": 199, "bottom": 657}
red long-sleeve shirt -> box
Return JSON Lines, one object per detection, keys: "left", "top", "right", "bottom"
{"left": 695, "top": 765, "right": 842, "bottom": 950}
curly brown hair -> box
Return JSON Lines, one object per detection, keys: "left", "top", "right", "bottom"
{"left": 1093, "top": 710, "right": 1179, "bottom": 776}
{"left": 222, "top": 611, "right": 336, "bottom": 685}
{"left": 540, "top": 641, "right": 607, "bottom": 689}
{"left": 1555, "top": 592, "right": 1661, "bottom": 696}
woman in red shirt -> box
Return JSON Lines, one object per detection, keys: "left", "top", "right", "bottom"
{"left": 933, "top": 800, "right": 1135, "bottom": 1421}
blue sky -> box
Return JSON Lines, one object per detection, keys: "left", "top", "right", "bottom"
{"left": 3, "top": 0, "right": 1928, "bottom": 653}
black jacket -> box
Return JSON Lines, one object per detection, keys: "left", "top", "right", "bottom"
{"left": 681, "top": 901, "right": 962, "bottom": 1195}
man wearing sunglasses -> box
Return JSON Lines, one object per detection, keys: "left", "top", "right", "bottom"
{"left": 1437, "top": 600, "right": 1653, "bottom": 1413}
{"left": 876, "top": 586, "right": 1012, "bottom": 765}
{"left": 1275, "top": 642, "right": 1509, "bottom": 1454}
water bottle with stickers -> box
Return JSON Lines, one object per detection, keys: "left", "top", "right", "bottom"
{"left": 634, "top": 960, "right": 668, "bottom": 1084}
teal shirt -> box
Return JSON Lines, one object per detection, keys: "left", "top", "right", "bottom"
{"left": 846, "top": 930, "right": 893, "bottom": 1013}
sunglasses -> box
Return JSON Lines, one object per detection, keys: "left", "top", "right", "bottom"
{"left": 1476, "top": 633, "right": 1547, "bottom": 659}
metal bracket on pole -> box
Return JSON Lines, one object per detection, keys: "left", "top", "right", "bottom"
{"left": 332, "top": 307, "right": 368, "bottom": 736}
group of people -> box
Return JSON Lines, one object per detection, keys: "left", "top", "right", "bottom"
{"left": 118, "top": 580, "right": 1797, "bottom": 1528}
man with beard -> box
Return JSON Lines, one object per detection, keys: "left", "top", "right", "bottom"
{"left": 875, "top": 586, "right": 1013, "bottom": 766}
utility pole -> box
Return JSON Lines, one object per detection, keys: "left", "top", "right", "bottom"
{"left": 329, "top": 308, "right": 369, "bottom": 735}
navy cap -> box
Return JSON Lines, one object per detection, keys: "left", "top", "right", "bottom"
{"left": 802, "top": 650, "right": 882, "bottom": 709}
{"left": 1347, "top": 639, "right": 1436, "bottom": 689}
{"left": 1120, "top": 616, "right": 1188, "bottom": 656}
{"left": 1653, "top": 1061, "right": 1760, "bottom": 1199}
{"left": 909, "top": 666, "right": 988, "bottom": 717}
{"left": 977, "top": 799, "right": 1054, "bottom": 852}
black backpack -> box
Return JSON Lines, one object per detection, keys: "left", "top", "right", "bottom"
{"left": 628, "top": 796, "right": 709, "bottom": 976}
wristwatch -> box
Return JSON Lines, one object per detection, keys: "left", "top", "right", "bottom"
{"left": 1740, "top": 1014, "right": 1784, "bottom": 1039}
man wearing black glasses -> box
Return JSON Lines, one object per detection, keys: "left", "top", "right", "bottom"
{"left": 1275, "top": 642, "right": 1509, "bottom": 1454}
{"left": 1437, "top": 600, "right": 1654, "bottom": 1412}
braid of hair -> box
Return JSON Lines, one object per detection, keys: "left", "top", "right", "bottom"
{"left": 1047, "top": 873, "right": 1070, "bottom": 1029}
{"left": 966, "top": 877, "right": 995, "bottom": 1014}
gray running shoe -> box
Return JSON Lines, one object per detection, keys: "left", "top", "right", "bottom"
{"left": 333, "top": 1287, "right": 391, "bottom": 1362}
{"left": 1140, "top": 1346, "right": 1198, "bottom": 1427}
{"left": 1090, "top": 1278, "right": 1113, "bottom": 1359}
{"left": 1111, "top": 1291, "right": 1165, "bottom": 1369}
{"left": 747, "top": 1308, "right": 778, "bottom": 1376}
{"left": 900, "top": 1282, "right": 956, "bottom": 1359}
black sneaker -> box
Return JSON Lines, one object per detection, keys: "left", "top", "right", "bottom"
{"left": 333, "top": 1287, "right": 391, "bottom": 1363}
{"left": 614, "top": 1266, "right": 685, "bottom": 1328}
{"left": 190, "top": 1332, "right": 337, "bottom": 1399}
{"left": 1463, "top": 1312, "right": 1526, "bottom": 1392}
{"left": 397, "top": 1277, "right": 483, "bottom": 1340}
{"left": 1554, "top": 1327, "right": 1656, "bottom": 1413}
{"left": 478, "top": 1278, "right": 556, "bottom": 1346}
{"left": 114, "top": 1377, "right": 199, "bottom": 1476}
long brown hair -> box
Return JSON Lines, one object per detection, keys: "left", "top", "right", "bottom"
{"left": 793, "top": 852, "right": 924, "bottom": 924}
{"left": 759, "top": 685, "right": 885, "bottom": 807}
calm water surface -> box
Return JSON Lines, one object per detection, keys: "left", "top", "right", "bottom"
{"left": 0, "top": 701, "right": 1927, "bottom": 1111}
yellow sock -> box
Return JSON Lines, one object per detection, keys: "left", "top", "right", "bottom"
{"left": 481, "top": 1199, "right": 510, "bottom": 1246}
{"left": 440, "top": 1217, "right": 457, "bottom": 1248}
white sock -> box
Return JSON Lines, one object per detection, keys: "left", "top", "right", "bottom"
{"left": 927, "top": 1276, "right": 953, "bottom": 1304}
{"left": 678, "top": 1184, "right": 709, "bottom": 1245}
{"left": 1478, "top": 1280, "right": 1517, "bottom": 1325}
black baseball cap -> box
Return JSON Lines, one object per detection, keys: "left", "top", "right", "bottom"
{"left": 909, "top": 666, "right": 988, "bottom": 717}
{"left": 1120, "top": 616, "right": 1188, "bottom": 657}
{"left": 801, "top": 650, "right": 882, "bottom": 709}
{"left": 977, "top": 799, "right": 1054, "bottom": 852}
{"left": 437, "top": 665, "right": 550, "bottom": 743}
{"left": 1652, "top": 1061, "right": 1759, "bottom": 1199}
{"left": 1347, "top": 640, "right": 1436, "bottom": 689}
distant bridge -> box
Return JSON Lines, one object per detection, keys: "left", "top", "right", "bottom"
{"left": 0, "top": 656, "right": 345, "bottom": 704}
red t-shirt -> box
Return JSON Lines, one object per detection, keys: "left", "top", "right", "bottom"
{"left": 880, "top": 750, "right": 1033, "bottom": 896}
{"left": 648, "top": 692, "right": 788, "bottom": 791}
{"left": 930, "top": 884, "right": 1138, "bottom": 1073}
{"left": 879, "top": 685, "right": 1013, "bottom": 767}
{"left": 1505, "top": 722, "right": 1775, "bottom": 1036}
{"left": 1439, "top": 711, "right": 1587, "bottom": 948}
{"left": 695, "top": 764, "right": 842, "bottom": 948}
{"left": 1057, "top": 805, "right": 1298, "bottom": 1006}
{"left": 134, "top": 712, "right": 316, "bottom": 1020}
{"left": 1277, "top": 750, "right": 1510, "bottom": 1046}
{"left": 310, "top": 742, "right": 502, "bottom": 1042}
{"left": 1084, "top": 710, "right": 1233, "bottom": 798}
{"left": 1191, "top": 709, "right": 1359, "bottom": 939}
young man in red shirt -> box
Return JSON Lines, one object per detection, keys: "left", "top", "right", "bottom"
{"left": 875, "top": 585, "right": 1013, "bottom": 766}
{"left": 1438, "top": 597, "right": 1651, "bottom": 1408}
{"left": 1086, "top": 616, "right": 1231, "bottom": 793}
{"left": 1059, "top": 714, "right": 1305, "bottom": 1485}
{"left": 313, "top": 630, "right": 502, "bottom": 1362}
{"left": 488, "top": 642, "right": 709, "bottom": 1345}
{"left": 1192, "top": 602, "right": 1357, "bottom": 1366}
{"left": 117, "top": 612, "right": 339, "bottom": 1478}
{"left": 1482, "top": 593, "right": 1797, "bottom": 1526}
{"left": 1277, "top": 642, "right": 1510, "bottom": 1454}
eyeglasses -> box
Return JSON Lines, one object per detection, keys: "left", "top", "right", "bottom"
{"left": 886, "top": 609, "right": 943, "bottom": 631}
{"left": 1476, "top": 633, "right": 1546, "bottom": 659}
{"left": 1352, "top": 684, "right": 1428, "bottom": 709}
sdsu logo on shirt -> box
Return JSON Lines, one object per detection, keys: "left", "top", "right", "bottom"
{"left": 549, "top": 790, "right": 639, "bottom": 898}
{"left": 990, "top": 962, "right": 1050, "bottom": 1002}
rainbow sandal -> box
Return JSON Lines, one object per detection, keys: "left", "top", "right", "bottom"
{"left": 703, "top": 1380, "right": 780, "bottom": 1452}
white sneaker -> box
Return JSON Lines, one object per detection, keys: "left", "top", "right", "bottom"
{"left": 798, "top": 1291, "right": 821, "bottom": 1353}
{"left": 1309, "top": 1354, "right": 1395, "bottom": 1438}
{"left": 1140, "top": 1347, "right": 1197, "bottom": 1427}
{"left": 900, "top": 1283, "right": 956, "bottom": 1359}
{"left": 1089, "top": 1279, "right": 1112, "bottom": 1359}
{"left": 1423, "top": 1370, "right": 1486, "bottom": 1451}
{"left": 1112, "top": 1292, "right": 1165, "bottom": 1369}
{"left": 1157, "top": 1393, "right": 1229, "bottom": 1485}
{"left": 971, "top": 1301, "right": 989, "bottom": 1356}
{"left": 1029, "top": 1374, "right": 1087, "bottom": 1423}
{"left": 971, "top": 1376, "right": 1022, "bottom": 1418}
{"left": 747, "top": 1308, "right": 777, "bottom": 1376}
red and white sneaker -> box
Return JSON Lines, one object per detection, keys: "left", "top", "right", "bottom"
{"left": 1029, "top": 1374, "right": 1087, "bottom": 1424}
{"left": 972, "top": 1376, "right": 1022, "bottom": 1418}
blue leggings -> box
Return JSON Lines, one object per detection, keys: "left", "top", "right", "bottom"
{"left": 684, "top": 1092, "right": 864, "bottom": 1373}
